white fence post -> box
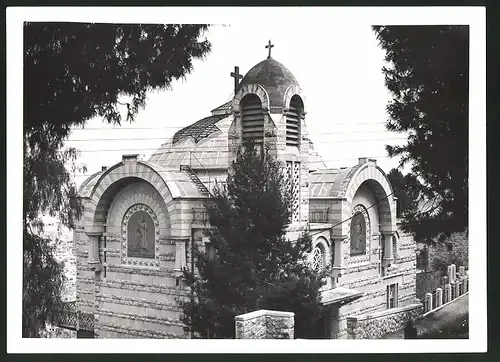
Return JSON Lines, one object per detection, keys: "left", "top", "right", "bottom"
{"left": 425, "top": 293, "right": 433, "bottom": 312}
{"left": 445, "top": 284, "right": 452, "bottom": 303}
{"left": 436, "top": 288, "right": 443, "bottom": 307}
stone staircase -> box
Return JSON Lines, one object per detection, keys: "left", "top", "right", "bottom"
{"left": 180, "top": 165, "right": 211, "bottom": 197}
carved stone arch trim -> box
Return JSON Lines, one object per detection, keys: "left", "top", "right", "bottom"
{"left": 283, "top": 85, "right": 307, "bottom": 115}
{"left": 314, "top": 235, "right": 330, "bottom": 249}
{"left": 232, "top": 83, "right": 270, "bottom": 112}
{"left": 348, "top": 204, "right": 371, "bottom": 265}
{"left": 343, "top": 163, "right": 395, "bottom": 234}
{"left": 106, "top": 182, "right": 169, "bottom": 232}
{"left": 84, "top": 161, "right": 174, "bottom": 227}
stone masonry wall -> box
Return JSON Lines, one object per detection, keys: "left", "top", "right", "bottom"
{"left": 346, "top": 303, "right": 423, "bottom": 339}
{"left": 235, "top": 310, "right": 294, "bottom": 339}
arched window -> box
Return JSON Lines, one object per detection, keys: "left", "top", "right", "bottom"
{"left": 241, "top": 94, "right": 264, "bottom": 144}
{"left": 312, "top": 244, "right": 325, "bottom": 272}
{"left": 286, "top": 95, "right": 303, "bottom": 147}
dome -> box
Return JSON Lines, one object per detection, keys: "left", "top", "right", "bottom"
{"left": 237, "top": 57, "right": 300, "bottom": 108}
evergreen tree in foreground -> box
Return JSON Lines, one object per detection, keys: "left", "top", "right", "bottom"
{"left": 181, "top": 141, "right": 328, "bottom": 339}
{"left": 23, "top": 23, "right": 212, "bottom": 337}
{"left": 372, "top": 26, "right": 469, "bottom": 241}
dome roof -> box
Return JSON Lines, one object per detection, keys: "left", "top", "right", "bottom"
{"left": 237, "top": 57, "right": 300, "bottom": 108}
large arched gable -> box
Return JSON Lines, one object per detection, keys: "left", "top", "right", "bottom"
{"left": 81, "top": 160, "right": 175, "bottom": 227}
{"left": 342, "top": 163, "right": 396, "bottom": 234}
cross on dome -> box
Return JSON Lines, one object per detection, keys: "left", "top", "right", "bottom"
{"left": 265, "top": 40, "right": 274, "bottom": 58}
{"left": 230, "top": 66, "right": 243, "bottom": 93}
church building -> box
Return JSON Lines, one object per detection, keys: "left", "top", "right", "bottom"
{"left": 74, "top": 42, "right": 421, "bottom": 339}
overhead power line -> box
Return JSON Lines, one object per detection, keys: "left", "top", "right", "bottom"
{"left": 70, "top": 121, "right": 388, "bottom": 131}
{"left": 66, "top": 130, "right": 402, "bottom": 142}
{"left": 61, "top": 138, "right": 407, "bottom": 153}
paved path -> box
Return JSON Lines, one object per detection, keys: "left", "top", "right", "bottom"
{"left": 382, "top": 294, "right": 469, "bottom": 339}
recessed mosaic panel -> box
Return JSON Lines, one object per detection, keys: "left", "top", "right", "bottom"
{"left": 348, "top": 204, "right": 371, "bottom": 264}
{"left": 122, "top": 203, "right": 160, "bottom": 268}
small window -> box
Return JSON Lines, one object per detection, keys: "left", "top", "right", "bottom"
{"left": 387, "top": 283, "right": 398, "bottom": 309}
{"left": 312, "top": 245, "right": 325, "bottom": 272}
{"left": 447, "top": 243, "right": 453, "bottom": 252}
{"left": 241, "top": 94, "right": 264, "bottom": 144}
{"left": 286, "top": 95, "right": 303, "bottom": 147}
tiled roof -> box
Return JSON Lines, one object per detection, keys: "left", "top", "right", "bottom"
{"left": 210, "top": 101, "right": 232, "bottom": 115}
{"left": 308, "top": 166, "right": 362, "bottom": 198}
{"left": 172, "top": 114, "right": 227, "bottom": 145}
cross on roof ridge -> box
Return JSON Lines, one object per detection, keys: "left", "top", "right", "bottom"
{"left": 265, "top": 40, "right": 274, "bottom": 58}
{"left": 230, "top": 66, "right": 243, "bottom": 93}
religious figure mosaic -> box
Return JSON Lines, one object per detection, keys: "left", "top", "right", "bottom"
{"left": 127, "top": 210, "right": 155, "bottom": 258}
{"left": 121, "top": 203, "right": 160, "bottom": 267}
{"left": 350, "top": 210, "right": 367, "bottom": 255}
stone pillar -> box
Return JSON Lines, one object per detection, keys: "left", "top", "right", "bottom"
{"left": 331, "top": 236, "right": 346, "bottom": 280}
{"left": 425, "top": 293, "right": 433, "bottom": 312}
{"left": 436, "top": 288, "right": 443, "bottom": 307}
{"left": 445, "top": 284, "right": 452, "bottom": 303}
{"left": 381, "top": 232, "right": 394, "bottom": 269}
{"left": 173, "top": 238, "right": 188, "bottom": 277}
{"left": 85, "top": 226, "right": 104, "bottom": 273}
{"left": 448, "top": 264, "right": 457, "bottom": 283}
{"left": 235, "top": 310, "right": 294, "bottom": 339}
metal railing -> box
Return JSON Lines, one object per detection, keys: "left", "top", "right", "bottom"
{"left": 189, "top": 151, "right": 211, "bottom": 196}
{"left": 309, "top": 208, "right": 330, "bottom": 223}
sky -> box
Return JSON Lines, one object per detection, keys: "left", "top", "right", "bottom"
{"left": 65, "top": 23, "right": 408, "bottom": 187}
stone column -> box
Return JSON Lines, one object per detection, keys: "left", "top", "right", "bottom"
{"left": 331, "top": 236, "right": 345, "bottom": 279}
{"left": 425, "top": 293, "right": 433, "bottom": 312}
{"left": 445, "top": 284, "right": 452, "bottom": 303}
{"left": 173, "top": 238, "right": 188, "bottom": 277}
{"left": 85, "top": 226, "right": 103, "bottom": 273}
{"left": 436, "top": 288, "right": 443, "bottom": 307}
{"left": 381, "top": 232, "right": 394, "bottom": 269}
{"left": 235, "top": 310, "right": 294, "bottom": 339}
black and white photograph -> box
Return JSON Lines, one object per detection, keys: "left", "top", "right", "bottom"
{"left": 7, "top": 6, "right": 486, "bottom": 353}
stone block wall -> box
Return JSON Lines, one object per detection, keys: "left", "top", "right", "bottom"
{"left": 346, "top": 303, "right": 423, "bottom": 339}
{"left": 235, "top": 310, "right": 294, "bottom": 339}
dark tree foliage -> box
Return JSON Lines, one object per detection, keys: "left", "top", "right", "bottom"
{"left": 23, "top": 22, "right": 211, "bottom": 337}
{"left": 181, "top": 141, "right": 328, "bottom": 339}
{"left": 373, "top": 26, "right": 469, "bottom": 241}
{"left": 387, "top": 168, "right": 419, "bottom": 217}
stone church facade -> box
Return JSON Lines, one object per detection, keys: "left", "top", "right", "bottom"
{"left": 74, "top": 50, "right": 421, "bottom": 339}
